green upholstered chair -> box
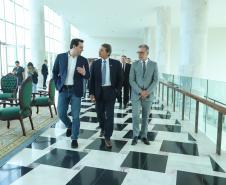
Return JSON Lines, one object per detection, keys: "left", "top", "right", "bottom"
{"left": 0, "top": 73, "right": 18, "bottom": 103}
{"left": 32, "top": 78, "right": 57, "bottom": 118}
{"left": 0, "top": 77, "right": 34, "bottom": 136}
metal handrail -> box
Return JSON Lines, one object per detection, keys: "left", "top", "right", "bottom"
{"left": 159, "top": 81, "right": 226, "bottom": 155}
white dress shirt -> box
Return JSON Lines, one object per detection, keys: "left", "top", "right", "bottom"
{"left": 64, "top": 54, "right": 77, "bottom": 85}
{"left": 101, "top": 58, "right": 111, "bottom": 86}
{"left": 140, "top": 58, "right": 149, "bottom": 67}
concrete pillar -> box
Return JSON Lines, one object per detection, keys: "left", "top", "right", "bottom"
{"left": 60, "top": 16, "right": 71, "bottom": 52}
{"left": 143, "top": 27, "right": 156, "bottom": 61}
{"left": 156, "top": 7, "right": 171, "bottom": 74}
{"left": 29, "top": 0, "right": 45, "bottom": 85}
{"left": 180, "top": 0, "right": 208, "bottom": 77}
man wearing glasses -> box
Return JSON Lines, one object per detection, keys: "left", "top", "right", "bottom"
{"left": 129, "top": 44, "right": 158, "bottom": 145}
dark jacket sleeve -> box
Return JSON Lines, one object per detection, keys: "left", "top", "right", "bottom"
{"left": 116, "top": 61, "right": 123, "bottom": 91}
{"left": 89, "top": 62, "right": 95, "bottom": 96}
{"left": 83, "top": 58, "right": 90, "bottom": 80}
{"left": 52, "top": 54, "right": 60, "bottom": 90}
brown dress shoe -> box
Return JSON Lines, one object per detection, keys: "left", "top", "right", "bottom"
{"left": 105, "top": 139, "right": 112, "bottom": 148}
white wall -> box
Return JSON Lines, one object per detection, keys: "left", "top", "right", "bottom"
{"left": 80, "top": 32, "right": 143, "bottom": 60}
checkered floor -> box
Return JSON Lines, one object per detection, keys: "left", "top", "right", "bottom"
{"left": 1, "top": 98, "right": 226, "bottom": 185}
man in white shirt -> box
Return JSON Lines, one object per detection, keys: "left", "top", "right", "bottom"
{"left": 53, "top": 38, "right": 90, "bottom": 148}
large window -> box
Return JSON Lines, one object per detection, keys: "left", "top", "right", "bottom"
{"left": 44, "top": 5, "right": 61, "bottom": 72}
{"left": 0, "top": 0, "right": 30, "bottom": 75}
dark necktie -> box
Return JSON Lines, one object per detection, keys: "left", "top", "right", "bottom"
{"left": 143, "top": 61, "right": 146, "bottom": 77}
{"left": 102, "top": 60, "right": 106, "bottom": 85}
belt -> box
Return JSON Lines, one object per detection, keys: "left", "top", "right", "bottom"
{"left": 62, "top": 85, "right": 74, "bottom": 89}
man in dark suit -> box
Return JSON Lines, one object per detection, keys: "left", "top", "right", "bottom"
{"left": 41, "top": 59, "right": 48, "bottom": 89}
{"left": 53, "top": 38, "right": 90, "bottom": 148}
{"left": 120, "top": 55, "right": 131, "bottom": 108}
{"left": 90, "top": 43, "right": 123, "bottom": 148}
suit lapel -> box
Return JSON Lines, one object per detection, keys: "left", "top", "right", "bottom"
{"left": 109, "top": 59, "right": 113, "bottom": 84}
{"left": 64, "top": 53, "right": 69, "bottom": 75}
{"left": 144, "top": 59, "right": 151, "bottom": 78}
{"left": 97, "top": 59, "right": 102, "bottom": 84}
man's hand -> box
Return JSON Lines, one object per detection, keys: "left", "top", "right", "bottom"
{"left": 90, "top": 95, "right": 96, "bottom": 102}
{"left": 77, "top": 66, "right": 86, "bottom": 76}
{"left": 140, "top": 90, "right": 150, "bottom": 100}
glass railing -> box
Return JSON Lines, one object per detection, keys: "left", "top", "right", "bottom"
{"left": 159, "top": 73, "right": 226, "bottom": 153}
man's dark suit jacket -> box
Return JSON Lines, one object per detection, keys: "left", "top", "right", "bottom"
{"left": 122, "top": 63, "right": 131, "bottom": 85}
{"left": 52, "top": 52, "right": 90, "bottom": 97}
{"left": 89, "top": 58, "right": 123, "bottom": 100}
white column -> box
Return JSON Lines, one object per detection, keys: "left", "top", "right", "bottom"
{"left": 29, "top": 0, "right": 45, "bottom": 85}
{"left": 143, "top": 27, "right": 156, "bottom": 61}
{"left": 180, "top": 0, "right": 208, "bottom": 77}
{"left": 60, "top": 16, "right": 71, "bottom": 52}
{"left": 156, "top": 7, "right": 171, "bottom": 74}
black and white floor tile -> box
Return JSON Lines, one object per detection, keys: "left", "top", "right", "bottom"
{"left": 1, "top": 98, "right": 226, "bottom": 185}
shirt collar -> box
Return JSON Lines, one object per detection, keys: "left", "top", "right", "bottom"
{"left": 140, "top": 58, "right": 149, "bottom": 63}
{"left": 68, "top": 51, "right": 77, "bottom": 59}
{"left": 102, "top": 58, "right": 109, "bottom": 63}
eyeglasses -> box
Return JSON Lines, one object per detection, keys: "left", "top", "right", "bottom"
{"left": 137, "top": 51, "right": 145, "bottom": 54}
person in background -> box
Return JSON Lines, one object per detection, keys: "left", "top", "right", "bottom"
{"left": 12, "top": 61, "right": 25, "bottom": 86}
{"left": 129, "top": 44, "right": 158, "bottom": 146}
{"left": 120, "top": 55, "right": 131, "bottom": 109}
{"left": 27, "top": 62, "right": 38, "bottom": 93}
{"left": 41, "top": 59, "right": 48, "bottom": 89}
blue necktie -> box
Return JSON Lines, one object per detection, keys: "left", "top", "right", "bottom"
{"left": 102, "top": 60, "right": 106, "bottom": 85}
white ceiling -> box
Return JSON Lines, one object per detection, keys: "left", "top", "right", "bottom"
{"left": 44, "top": 0, "right": 226, "bottom": 38}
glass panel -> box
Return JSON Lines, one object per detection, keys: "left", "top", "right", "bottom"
{"left": 6, "top": 46, "right": 16, "bottom": 72}
{"left": 0, "top": 0, "right": 4, "bottom": 19}
{"left": 25, "top": 48, "right": 31, "bottom": 61}
{"left": 15, "top": 4, "right": 24, "bottom": 26}
{"left": 17, "top": 46, "right": 24, "bottom": 65}
{"left": 24, "top": 29, "right": 31, "bottom": 48}
{"left": 16, "top": 26, "right": 25, "bottom": 46}
{"left": 15, "top": 0, "right": 24, "bottom": 6}
{"left": 0, "top": 20, "right": 6, "bottom": 42}
{"left": 6, "top": 22, "right": 16, "bottom": 45}
{"left": 5, "top": 0, "right": 15, "bottom": 23}
{"left": 0, "top": 44, "right": 7, "bottom": 75}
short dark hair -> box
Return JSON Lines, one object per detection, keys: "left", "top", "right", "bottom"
{"left": 70, "top": 38, "right": 84, "bottom": 49}
{"left": 102, "top": 43, "right": 112, "bottom": 56}
{"left": 121, "top": 55, "right": 127, "bottom": 58}
{"left": 27, "top": 62, "right": 34, "bottom": 67}
{"left": 139, "top": 44, "right": 149, "bottom": 52}
{"left": 15, "top": 61, "right": 20, "bottom": 64}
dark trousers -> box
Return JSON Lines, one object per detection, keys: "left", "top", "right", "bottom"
{"left": 43, "top": 75, "right": 48, "bottom": 88}
{"left": 96, "top": 86, "right": 116, "bottom": 140}
{"left": 117, "top": 83, "right": 130, "bottom": 106}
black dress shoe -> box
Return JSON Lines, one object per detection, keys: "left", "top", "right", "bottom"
{"left": 99, "top": 130, "right": 104, "bottom": 137}
{"left": 131, "top": 137, "right": 138, "bottom": 145}
{"left": 71, "top": 140, "right": 78, "bottom": 148}
{"left": 142, "top": 138, "right": 150, "bottom": 145}
{"left": 66, "top": 129, "right": 72, "bottom": 137}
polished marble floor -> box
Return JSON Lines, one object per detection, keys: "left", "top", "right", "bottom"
{"left": 1, "top": 98, "right": 226, "bottom": 185}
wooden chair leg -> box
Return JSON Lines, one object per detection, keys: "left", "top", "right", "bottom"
{"left": 29, "top": 116, "right": 34, "bottom": 130}
{"left": 19, "top": 118, "right": 26, "bottom": 136}
{"left": 53, "top": 103, "right": 57, "bottom": 115}
{"left": 36, "top": 106, "right": 39, "bottom": 114}
{"left": 7, "top": 120, "right": 10, "bottom": 129}
{"left": 49, "top": 105, "right": 53, "bottom": 118}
